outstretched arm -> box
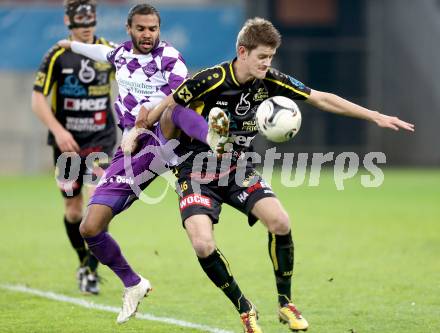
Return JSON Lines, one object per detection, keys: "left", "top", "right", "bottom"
{"left": 120, "top": 95, "right": 176, "bottom": 154}
{"left": 135, "top": 94, "right": 177, "bottom": 129}
{"left": 307, "top": 89, "right": 415, "bottom": 132}
{"left": 57, "top": 40, "right": 113, "bottom": 63}
{"left": 124, "top": 95, "right": 228, "bottom": 155}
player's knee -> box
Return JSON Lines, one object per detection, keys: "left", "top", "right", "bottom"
{"left": 79, "top": 219, "right": 92, "bottom": 238}
{"left": 79, "top": 205, "right": 111, "bottom": 238}
{"left": 79, "top": 215, "right": 101, "bottom": 238}
{"left": 266, "top": 211, "right": 290, "bottom": 235}
{"left": 65, "top": 210, "right": 82, "bottom": 222}
{"left": 64, "top": 196, "right": 83, "bottom": 222}
{"left": 65, "top": 205, "right": 83, "bottom": 222}
{"left": 191, "top": 238, "right": 216, "bottom": 258}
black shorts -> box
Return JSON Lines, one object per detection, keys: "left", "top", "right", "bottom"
{"left": 53, "top": 147, "right": 112, "bottom": 198}
{"left": 177, "top": 167, "right": 276, "bottom": 227}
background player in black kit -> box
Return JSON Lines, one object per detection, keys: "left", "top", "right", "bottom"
{"left": 31, "top": 0, "right": 116, "bottom": 295}
{"left": 138, "top": 17, "right": 414, "bottom": 333}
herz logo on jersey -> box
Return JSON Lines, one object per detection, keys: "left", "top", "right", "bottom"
{"left": 235, "top": 92, "right": 251, "bottom": 115}
{"left": 64, "top": 97, "right": 108, "bottom": 111}
{"left": 79, "top": 59, "right": 96, "bottom": 83}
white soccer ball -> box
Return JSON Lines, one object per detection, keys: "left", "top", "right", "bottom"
{"left": 255, "top": 96, "right": 302, "bottom": 143}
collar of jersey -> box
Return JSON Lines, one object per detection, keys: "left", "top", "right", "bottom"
{"left": 67, "top": 35, "right": 98, "bottom": 44}
{"left": 229, "top": 59, "right": 241, "bottom": 87}
{"left": 229, "top": 58, "right": 258, "bottom": 87}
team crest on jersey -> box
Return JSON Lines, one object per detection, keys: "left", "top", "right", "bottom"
{"left": 142, "top": 61, "right": 157, "bottom": 76}
{"left": 235, "top": 92, "right": 251, "bottom": 115}
{"left": 177, "top": 85, "right": 193, "bottom": 103}
{"left": 34, "top": 71, "right": 46, "bottom": 87}
{"left": 79, "top": 59, "right": 96, "bottom": 83}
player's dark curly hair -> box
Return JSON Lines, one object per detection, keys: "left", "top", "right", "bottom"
{"left": 127, "top": 4, "right": 161, "bottom": 27}
{"left": 236, "top": 17, "right": 281, "bottom": 51}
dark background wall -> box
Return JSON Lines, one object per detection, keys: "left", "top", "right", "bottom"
{"left": 249, "top": 0, "right": 439, "bottom": 166}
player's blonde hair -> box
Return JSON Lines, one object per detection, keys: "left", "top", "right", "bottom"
{"left": 236, "top": 17, "right": 281, "bottom": 52}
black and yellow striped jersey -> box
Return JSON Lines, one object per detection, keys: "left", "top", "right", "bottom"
{"left": 172, "top": 58, "right": 311, "bottom": 173}
{"left": 33, "top": 36, "right": 116, "bottom": 152}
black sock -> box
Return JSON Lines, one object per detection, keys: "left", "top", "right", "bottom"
{"left": 268, "top": 231, "right": 294, "bottom": 307}
{"left": 198, "top": 249, "right": 251, "bottom": 313}
{"left": 87, "top": 254, "right": 99, "bottom": 273}
{"left": 64, "top": 216, "right": 88, "bottom": 266}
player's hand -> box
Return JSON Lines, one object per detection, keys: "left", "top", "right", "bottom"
{"left": 57, "top": 39, "right": 72, "bottom": 50}
{"left": 121, "top": 127, "right": 142, "bottom": 155}
{"left": 54, "top": 128, "right": 80, "bottom": 153}
{"left": 135, "top": 106, "right": 152, "bottom": 129}
{"left": 374, "top": 113, "right": 415, "bottom": 132}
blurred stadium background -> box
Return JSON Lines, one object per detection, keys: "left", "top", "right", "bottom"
{"left": 0, "top": 0, "right": 439, "bottom": 174}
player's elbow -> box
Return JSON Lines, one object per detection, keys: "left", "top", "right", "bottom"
{"left": 31, "top": 91, "right": 44, "bottom": 114}
{"left": 309, "top": 91, "right": 344, "bottom": 114}
{"left": 311, "top": 91, "right": 333, "bottom": 108}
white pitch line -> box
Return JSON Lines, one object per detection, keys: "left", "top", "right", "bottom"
{"left": 2, "top": 284, "right": 234, "bottom": 333}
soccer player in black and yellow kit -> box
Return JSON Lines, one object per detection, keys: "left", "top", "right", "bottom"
{"left": 136, "top": 17, "right": 414, "bottom": 332}
{"left": 31, "top": 0, "right": 116, "bottom": 294}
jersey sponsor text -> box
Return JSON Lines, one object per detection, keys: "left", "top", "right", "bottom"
{"left": 180, "top": 193, "right": 212, "bottom": 211}
{"left": 64, "top": 97, "right": 108, "bottom": 111}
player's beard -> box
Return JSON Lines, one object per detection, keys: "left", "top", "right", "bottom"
{"left": 131, "top": 33, "right": 159, "bottom": 55}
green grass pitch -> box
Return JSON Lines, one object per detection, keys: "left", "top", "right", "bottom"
{"left": 0, "top": 169, "right": 439, "bottom": 333}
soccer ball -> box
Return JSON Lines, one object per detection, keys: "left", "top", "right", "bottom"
{"left": 255, "top": 96, "right": 302, "bottom": 143}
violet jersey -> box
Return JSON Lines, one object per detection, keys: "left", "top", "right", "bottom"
{"left": 106, "top": 40, "right": 188, "bottom": 129}
{"left": 173, "top": 59, "right": 311, "bottom": 174}
{"left": 33, "top": 36, "right": 117, "bottom": 152}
